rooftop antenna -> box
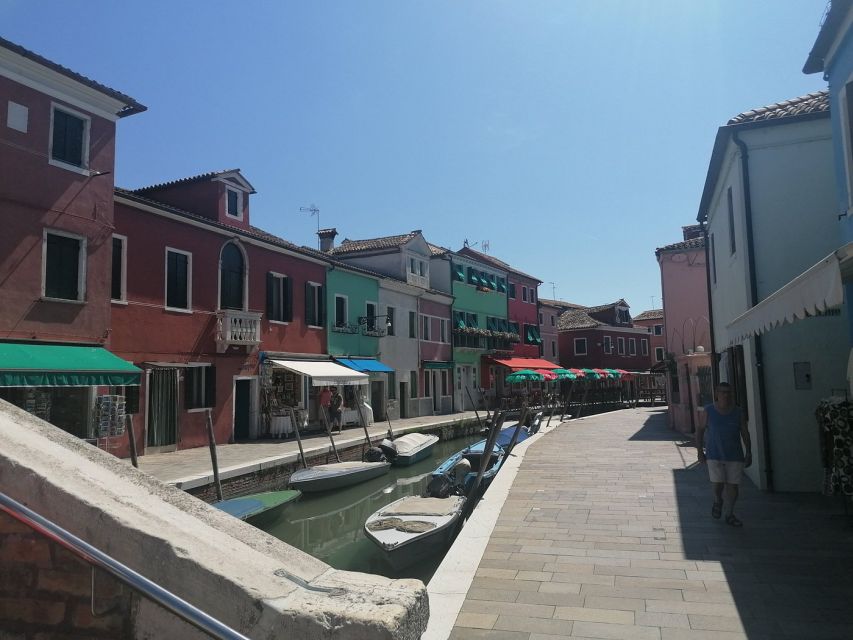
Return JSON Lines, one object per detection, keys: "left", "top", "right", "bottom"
{"left": 299, "top": 204, "right": 320, "bottom": 248}
{"left": 481, "top": 240, "right": 490, "bottom": 253}
{"left": 463, "top": 238, "right": 478, "bottom": 249}
{"left": 650, "top": 295, "right": 657, "bottom": 309}
{"left": 549, "top": 282, "right": 556, "bottom": 299}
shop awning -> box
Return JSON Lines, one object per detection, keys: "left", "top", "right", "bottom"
{"left": 269, "top": 359, "right": 368, "bottom": 386}
{"left": 0, "top": 343, "right": 141, "bottom": 387}
{"left": 492, "top": 357, "right": 560, "bottom": 370}
{"left": 725, "top": 242, "right": 853, "bottom": 346}
{"left": 422, "top": 360, "right": 453, "bottom": 369}
{"left": 335, "top": 358, "right": 394, "bottom": 373}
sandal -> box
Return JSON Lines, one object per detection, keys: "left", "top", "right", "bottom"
{"left": 711, "top": 501, "right": 722, "bottom": 519}
{"left": 725, "top": 514, "right": 743, "bottom": 527}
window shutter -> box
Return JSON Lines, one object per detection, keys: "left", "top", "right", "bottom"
{"left": 266, "top": 272, "right": 275, "bottom": 317}
{"left": 284, "top": 277, "right": 293, "bottom": 322}
{"left": 184, "top": 369, "right": 194, "bottom": 408}
{"left": 205, "top": 366, "right": 216, "bottom": 408}
{"left": 304, "top": 282, "right": 312, "bottom": 325}
{"left": 318, "top": 286, "right": 325, "bottom": 325}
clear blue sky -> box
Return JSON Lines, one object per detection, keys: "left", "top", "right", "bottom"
{"left": 2, "top": 1, "right": 829, "bottom": 311}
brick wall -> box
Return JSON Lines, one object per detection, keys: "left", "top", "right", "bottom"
{"left": 0, "top": 510, "right": 135, "bottom": 638}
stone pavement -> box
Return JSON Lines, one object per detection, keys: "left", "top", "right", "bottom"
{"left": 447, "top": 406, "right": 853, "bottom": 640}
{"left": 137, "top": 410, "right": 481, "bottom": 488}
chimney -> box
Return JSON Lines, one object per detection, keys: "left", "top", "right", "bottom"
{"left": 318, "top": 228, "right": 338, "bottom": 252}
{"left": 682, "top": 224, "right": 703, "bottom": 241}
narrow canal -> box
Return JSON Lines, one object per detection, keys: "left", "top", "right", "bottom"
{"left": 256, "top": 433, "right": 481, "bottom": 583}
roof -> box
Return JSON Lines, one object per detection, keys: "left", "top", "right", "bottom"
{"left": 727, "top": 91, "right": 829, "bottom": 125}
{"left": 0, "top": 37, "right": 146, "bottom": 117}
{"left": 656, "top": 236, "right": 705, "bottom": 255}
{"left": 133, "top": 169, "right": 256, "bottom": 194}
{"left": 557, "top": 309, "right": 603, "bottom": 330}
{"left": 455, "top": 246, "right": 542, "bottom": 282}
{"left": 538, "top": 298, "right": 587, "bottom": 311}
{"left": 585, "top": 299, "right": 629, "bottom": 314}
{"left": 633, "top": 309, "right": 664, "bottom": 321}
{"left": 428, "top": 243, "right": 450, "bottom": 256}
{"left": 804, "top": 0, "right": 852, "bottom": 74}
{"left": 328, "top": 231, "right": 422, "bottom": 255}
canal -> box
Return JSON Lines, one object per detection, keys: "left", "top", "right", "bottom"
{"left": 255, "top": 433, "right": 481, "bottom": 583}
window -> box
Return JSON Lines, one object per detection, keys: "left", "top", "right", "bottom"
{"left": 467, "top": 267, "right": 480, "bottom": 286}
{"left": 628, "top": 338, "right": 636, "bottom": 356}
{"left": 409, "top": 311, "right": 417, "bottom": 338}
{"left": 496, "top": 277, "right": 507, "bottom": 293}
{"left": 410, "top": 371, "right": 418, "bottom": 398}
{"left": 574, "top": 338, "right": 587, "bottom": 355}
{"left": 50, "top": 104, "right": 89, "bottom": 170}
{"left": 603, "top": 336, "right": 612, "bottom": 354}
{"left": 422, "top": 315, "right": 430, "bottom": 341}
{"left": 617, "top": 308, "right": 630, "bottom": 323}
{"left": 452, "top": 263, "right": 465, "bottom": 282}
{"left": 550, "top": 315, "right": 555, "bottom": 327}
{"left": 409, "top": 257, "right": 417, "bottom": 273}
{"left": 366, "top": 302, "right": 377, "bottom": 331}
{"left": 185, "top": 365, "right": 215, "bottom": 410}
{"left": 654, "top": 324, "right": 663, "bottom": 336}
{"left": 441, "top": 370, "right": 449, "bottom": 395}
{"left": 539, "top": 312, "right": 543, "bottom": 324}
{"left": 386, "top": 306, "right": 395, "bottom": 336}
{"left": 44, "top": 231, "right": 85, "bottom": 301}
{"left": 111, "top": 235, "right": 126, "bottom": 302}
{"left": 551, "top": 341, "right": 557, "bottom": 357}
{"left": 440, "top": 318, "right": 447, "bottom": 343}
{"left": 219, "top": 243, "right": 244, "bottom": 310}
{"left": 641, "top": 338, "right": 649, "bottom": 356}
{"left": 419, "top": 260, "right": 426, "bottom": 277}
{"left": 617, "top": 337, "right": 625, "bottom": 355}
{"left": 335, "top": 295, "right": 348, "bottom": 327}
{"left": 524, "top": 324, "right": 542, "bottom": 345}
{"left": 508, "top": 282, "right": 516, "bottom": 298}
{"left": 266, "top": 273, "right": 292, "bottom": 322}
{"left": 655, "top": 347, "right": 665, "bottom": 363}
{"left": 305, "top": 282, "right": 324, "bottom": 327}
{"left": 522, "top": 286, "right": 528, "bottom": 302}
{"left": 530, "top": 289, "right": 536, "bottom": 304}
{"left": 710, "top": 233, "right": 717, "bottom": 285}
{"left": 424, "top": 370, "right": 431, "bottom": 397}
{"left": 226, "top": 188, "right": 242, "bottom": 219}
{"left": 388, "top": 372, "right": 396, "bottom": 399}
{"left": 165, "top": 248, "right": 190, "bottom": 310}
{"left": 727, "top": 187, "right": 736, "bottom": 255}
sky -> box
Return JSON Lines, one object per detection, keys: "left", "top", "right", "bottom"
{"left": 2, "top": 0, "right": 831, "bottom": 311}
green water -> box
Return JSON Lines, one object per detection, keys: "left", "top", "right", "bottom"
{"left": 256, "top": 434, "right": 480, "bottom": 582}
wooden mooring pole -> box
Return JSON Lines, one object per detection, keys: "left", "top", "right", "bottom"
{"left": 125, "top": 415, "right": 139, "bottom": 469}
{"left": 205, "top": 409, "right": 223, "bottom": 502}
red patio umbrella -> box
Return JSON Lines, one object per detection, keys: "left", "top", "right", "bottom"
{"left": 535, "top": 369, "right": 557, "bottom": 381}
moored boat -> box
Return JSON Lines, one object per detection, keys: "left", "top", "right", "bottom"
{"left": 213, "top": 489, "right": 301, "bottom": 521}
{"left": 288, "top": 460, "right": 391, "bottom": 493}
{"left": 379, "top": 432, "right": 440, "bottom": 466}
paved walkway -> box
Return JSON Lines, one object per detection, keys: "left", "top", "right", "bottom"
{"left": 447, "top": 407, "right": 853, "bottom": 640}
{"left": 138, "top": 410, "right": 482, "bottom": 488}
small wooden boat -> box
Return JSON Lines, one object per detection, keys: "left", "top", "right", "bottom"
{"left": 288, "top": 461, "right": 391, "bottom": 493}
{"left": 213, "top": 489, "right": 301, "bottom": 521}
{"left": 379, "top": 433, "right": 440, "bottom": 466}
{"left": 430, "top": 438, "right": 505, "bottom": 495}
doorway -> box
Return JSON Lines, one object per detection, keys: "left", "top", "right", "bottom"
{"left": 234, "top": 379, "right": 251, "bottom": 440}
{"left": 147, "top": 368, "right": 178, "bottom": 451}
{"left": 399, "top": 382, "right": 408, "bottom": 418}
{"left": 370, "top": 380, "right": 384, "bottom": 421}
{"left": 431, "top": 371, "right": 440, "bottom": 413}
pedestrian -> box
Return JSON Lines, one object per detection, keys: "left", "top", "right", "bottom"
{"left": 329, "top": 387, "right": 344, "bottom": 434}
{"left": 319, "top": 386, "right": 332, "bottom": 424}
{"left": 695, "top": 382, "right": 752, "bottom": 527}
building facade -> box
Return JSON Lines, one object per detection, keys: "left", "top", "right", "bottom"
{"left": 557, "top": 301, "right": 652, "bottom": 371}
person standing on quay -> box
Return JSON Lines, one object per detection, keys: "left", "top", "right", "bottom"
{"left": 696, "top": 382, "right": 752, "bottom": 527}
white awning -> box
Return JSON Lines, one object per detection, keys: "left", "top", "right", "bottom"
{"left": 268, "top": 359, "right": 368, "bottom": 386}
{"left": 726, "top": 242, "right": 853, "bottom": 346}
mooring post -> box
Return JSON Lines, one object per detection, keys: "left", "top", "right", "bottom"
{"left": 205, "top": 409, "right": 223, "bottom": 502}
{"left": 126, "top": 414, "right": 138, "bottom": 469}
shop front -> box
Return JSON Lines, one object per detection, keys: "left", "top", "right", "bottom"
{"left": 487, "top": 357, "right": 561, "bottom": 407}
{"left": 333, "top": 358, "right": 394, "bottom": 422}
{"left": 0, "top": 342, "right": 141, "bottom": 446}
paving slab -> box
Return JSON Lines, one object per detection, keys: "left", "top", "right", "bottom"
{"left": 436, "top": 407, "right": 853, "bottom": 640}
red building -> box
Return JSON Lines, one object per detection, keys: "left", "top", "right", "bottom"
{"left": 632, "top": 309, "right": 666, "bottom": 365}
{"left": 112, "top": 171, "right": 328, "bottom": 454}
{"left": 538, "top": 298, "right": 586, "bottom": 365}
{"left": 558, "top": 300, "right": 652, "bottom": 371}
{"left": 0, "top": 38, "right": 145, "bottom": 440}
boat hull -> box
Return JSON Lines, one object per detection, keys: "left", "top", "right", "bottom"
{"left": 288, "top": 461, "right": 391, "bottom": 493}
{"left": 393, "top": 439, "right": 439, "bottom": 466}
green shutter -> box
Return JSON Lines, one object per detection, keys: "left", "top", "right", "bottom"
{"left": 205, "top": 366, "right": 217, "bottom": 408}
{"left": 284, "top": 276, "right": 293, "bottom": 322}
{"left": 304, "top": 282, "right": 312, "bottom": 325}
{"left": 266, "top": 272, "right": 275, "bottom": 317}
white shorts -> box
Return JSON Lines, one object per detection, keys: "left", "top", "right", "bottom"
{"left": 707, "top": 460, "right": 744, "bottom": 484}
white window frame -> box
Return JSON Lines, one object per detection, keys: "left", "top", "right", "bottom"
{"left": 551, "top": 341, "right": 557, "bottom": 357}
{"left": 334, "top": 294, "right": 349, "bottom": 327}
{"left": 225, "top": 187, "right": 244, "bottom": 220}
{"left": 641, "top": 338, "right": 649, "bottom": 356}
{"left": 550, "top": 315, "right": 555, "bottom": 327}
{"left": 603, "top": 336, "right": 612, "bottom": 354}
{"left": 574, "top": 338, "right": 587, "bottom": 355}
{"left": 628, "top": 338, "right": 636, "bottom": 356}
{"left": 48, "top": 102, "right": 91, "bottom": 175}
{"left": 164, "top": 247, "right": 193, "bottom": 313}
{"left": 654, "top": 324, "right": 663, "bottom": 336}
{"left": 268, "top": 271, "right": 290, "bottom": 324}
{"left": 522, "top": 286, "right": 528, "bottom": 302}
{"left": 111, "top": 234, "right": 127, "bottom": 304}
{"left": 307, "top": 281, "right": 323, "bottom": 329}
{"left": 655, "top": 347, "right": 665, "bottom": 363}
{"left": 365, "top": 300, "right": 378, "bottom": 330}
{"left": 386, "top": 305, "right": 395, "bottom": 336}
{"left": 185, "top": 364, "right": 214, "bottom": 412}
{"left": 440, "top": 318, "right": 447, "bottom": 343}
{"left": 217, "top": 241, "right": 249, "bottom": 312}
{"left": 617, "top": 336, "right": 625, "bottom": 355}
{"left": 42, "top": 228, "right": 87, "bottom": 303}
{"left": 530, "top": 288, "right": 536, "bottom": 304}
{"left": 421, "top": 314, "right": 430, "bottom": 341}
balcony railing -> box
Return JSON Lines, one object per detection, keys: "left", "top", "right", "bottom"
{"left": 216, "top": 309, "right": 262, "bottom": 353}
{"left": 406, "top": 272, "right": 428, "bottom": 288}
{"left": 332, "top": 322, "right": 360, "bottom": 334}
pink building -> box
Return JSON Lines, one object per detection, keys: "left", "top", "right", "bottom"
{"left": 656, "top": 226, "right": 713, "bottom": 433}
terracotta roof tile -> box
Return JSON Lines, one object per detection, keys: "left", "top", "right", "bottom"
{"left": 558, "top": 309, "right": 602, "bottom": 330}
{"left": 428, "top": 243, "right": 450, "bottom": 256}
{"left": 0, "top": 37, "right": 146, "bottom": 117}
{"left": 727, "top": 91, "right": 829, "bottom": 126}
{"left": 132, "top": 169, "right": 245, "bottom": 193}
{"left": 456, "top": 246, "right": 541, "bottom": 282}
{"left": 538, "top": 298, "right": 587, "bottom": 310}
{"left": 633, "top": 309, "right": 664, "bottom": 321}
{"left": 328, "top": 231, "right": 422, "bottom": 255}
{"left": 656, "top": 237, "right": 705, "bottom": 254}
{"left": 584, "top": 299, "right": 628, "bottom": 314}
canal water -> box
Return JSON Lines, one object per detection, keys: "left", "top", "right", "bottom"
{"left": 256, "top": 433, "right": 481, "bottom": 583}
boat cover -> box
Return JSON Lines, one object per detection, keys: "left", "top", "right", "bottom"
{"left": 393, "top": 433, "right": 439, "bottom": 455}
{"left": 381, "top": 496, "right": 464, "bottom": 517}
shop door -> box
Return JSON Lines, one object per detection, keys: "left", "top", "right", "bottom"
{"left": 147, "top": 368, "right": 178, "bottom": 449}
{"left": 370, "top": 380, "right": 384, "bottom": 421}
{"left": 234, "top": 379, "right": 251, "bottom": 440}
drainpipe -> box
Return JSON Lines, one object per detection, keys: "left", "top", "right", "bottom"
{"left": 732, "top": 130, "right": 774, "bottom": 492}
{"left": 699, "top": 220, "right": 717, "bottom": 383}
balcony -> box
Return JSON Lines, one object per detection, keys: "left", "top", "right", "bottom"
{"left": 215, "top": 309, "right": 262, "bottom": 353}
{"left": 332, "top": 322, "right": 360, "bottom": 334}
{"left": 406, "top": 272, "right": 428, "bottom": 288}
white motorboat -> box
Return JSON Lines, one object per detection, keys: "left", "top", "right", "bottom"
{"left": 288, "top": 461, "right": 391, "bottom": 493}
{"left": 379, "top": 433, "right": 440, "bottom": 466}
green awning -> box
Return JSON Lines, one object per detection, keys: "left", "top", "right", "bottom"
{"left": 422, "top": 360, "right": 453, "bottom": 370}
{"left": 0, "top": 343, "right": 142, "bottom": 387}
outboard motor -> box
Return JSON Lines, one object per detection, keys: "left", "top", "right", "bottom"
{"left": 426, "top": 473, "right": 453, "bottom": 498}
{"left": 364, "top": 446, "right": 387, "bottom": 463}
{"left": 378, "top": 438, "right": 398, "bottom": 462}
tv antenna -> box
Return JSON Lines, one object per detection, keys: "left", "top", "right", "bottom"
{"left": 462, "top": 238, "right": 477, "bottom": 248}
{"left": 481, "top": 240, "right": 490, "bottom": 253}
{"left": 299, "top": 204, "right": 320, "bottom": 248}
{"left": 549, "top": 282, "right": 557, "bottom": 299}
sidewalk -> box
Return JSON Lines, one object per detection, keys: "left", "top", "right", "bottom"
{"left": 137, "top": 410, "right": 482, "bottom": 489}
{"left": 441, "top": 407, "right": 853, "bottom": 640}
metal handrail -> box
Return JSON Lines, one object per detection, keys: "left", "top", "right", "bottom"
{"left": 0, "top": 492, "right": 250, "bottom": 640}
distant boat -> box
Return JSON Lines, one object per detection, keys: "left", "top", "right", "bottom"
{"left": 213, "top": 489, "right": 301, "bottom": 521}
{"left": 379, "top": 433, "right": 440, "bottom": 466}
{"left": 364, "top": 438, "right": 504, "bottom": 570}
{"left": 288, "top": 461, "right": 391, "bottom": 493}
